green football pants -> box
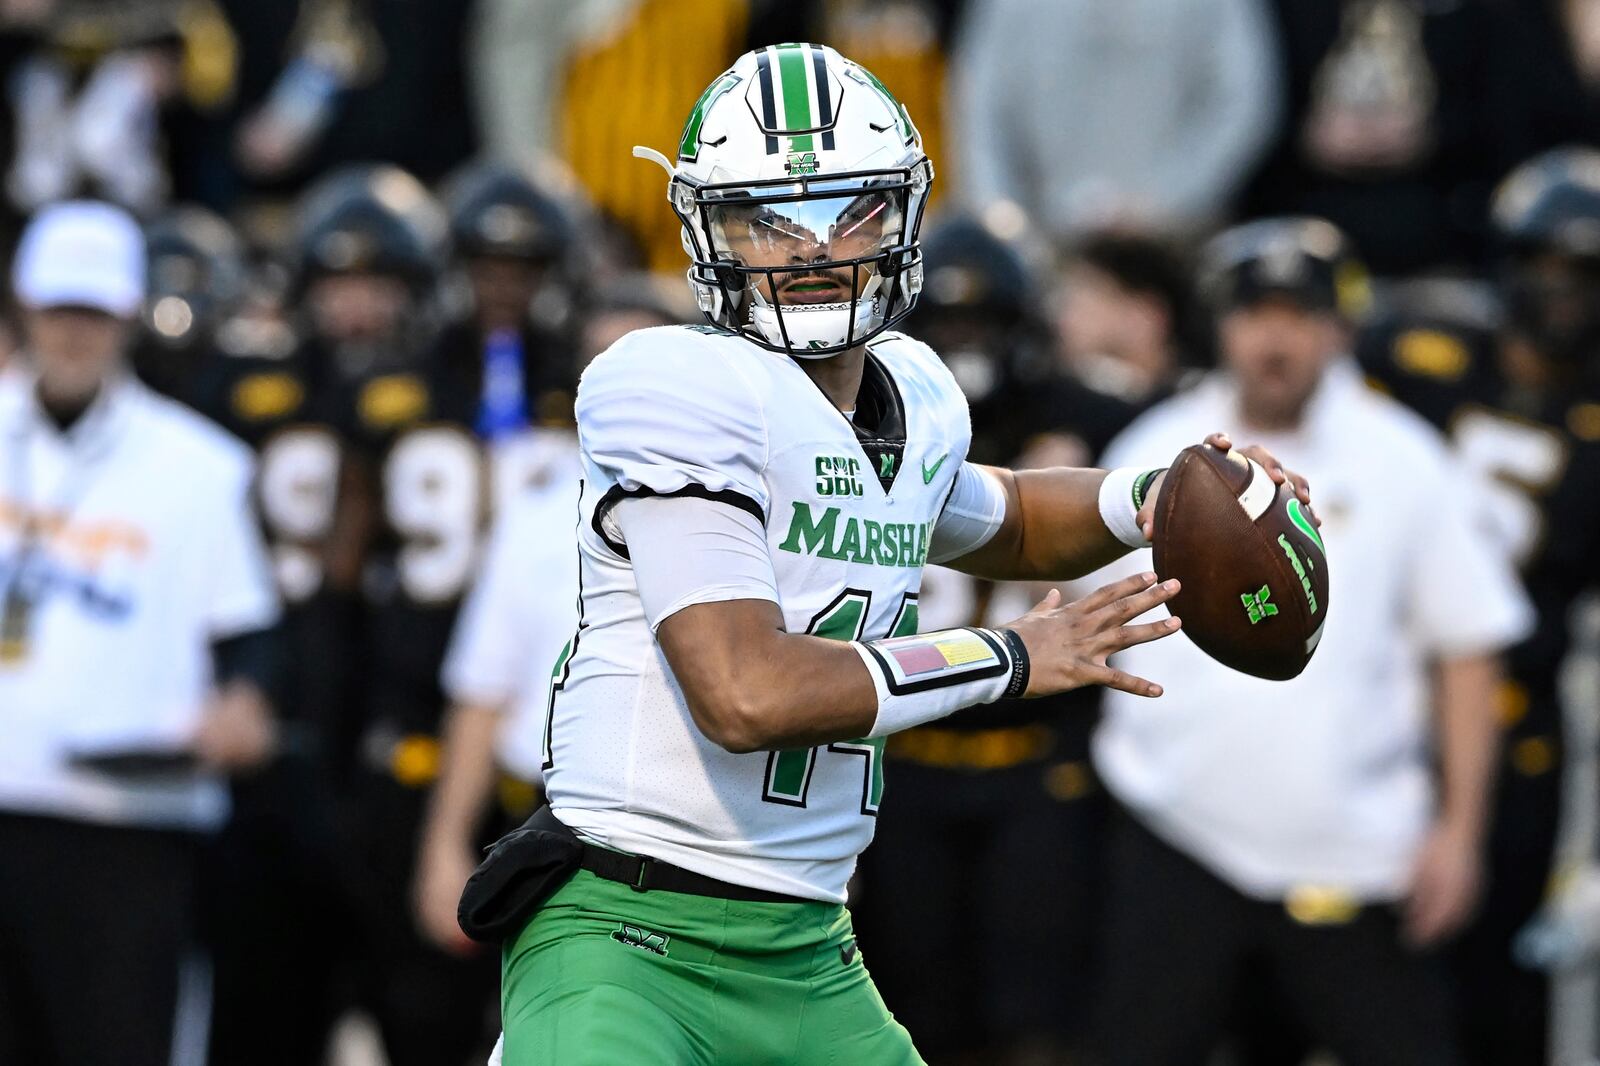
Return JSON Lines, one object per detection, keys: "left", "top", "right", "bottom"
{"left": 500, "top": 869, "right": 924, "bottom": 1065}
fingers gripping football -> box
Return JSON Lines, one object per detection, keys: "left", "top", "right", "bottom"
{"left": 1003, "top": 573, "right": 1182, "bottom": 698}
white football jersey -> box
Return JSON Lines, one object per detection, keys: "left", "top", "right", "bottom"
{"left": 547, "top": 324, "right": 971, "bottom": 902}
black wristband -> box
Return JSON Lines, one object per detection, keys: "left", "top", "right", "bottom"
{"left": 997, "top": 628, "right": 1031, "bottom": 699}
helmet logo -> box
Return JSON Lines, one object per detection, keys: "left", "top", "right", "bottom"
{"left": 785, "top": 151, "right": 820, "bottom": 176}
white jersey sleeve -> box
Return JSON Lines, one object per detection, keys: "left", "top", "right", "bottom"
{"left": 576, "top": 327, "right": 770, "bottom": 548}
{"left": 612, "top": 495, "right": 779, "bottom": 630}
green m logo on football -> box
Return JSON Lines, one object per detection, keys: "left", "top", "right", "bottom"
{"left": 1241, "top": 585, "right": 1278, "bottom": 625}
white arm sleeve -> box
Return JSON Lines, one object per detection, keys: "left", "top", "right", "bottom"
{"left": 613, "top": 495, "right": 780, "bottom": 631}
{"left": 927, "top": 462, "right": 1008, "bottom": 565}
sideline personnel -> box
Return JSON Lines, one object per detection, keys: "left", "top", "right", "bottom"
{"left": 0, "top": 201, "right": 281, "bottom": 1066}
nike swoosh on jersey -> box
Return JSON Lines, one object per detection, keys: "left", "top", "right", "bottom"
{"left": 921, "top": 454, "right": 947, "bottom": 484}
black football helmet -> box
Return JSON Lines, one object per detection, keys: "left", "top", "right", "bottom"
{"left": 1198, "top": 217, "right": 1369, "bottom": 321}
{"left": 1492, "top": 146, "right": 1600, "bottom": 366}
{"left": 906, "top": 215, "right": 1041, "bottom": 402}
{"left": 442, "top": 161, "right": 575, "bottom": 265}
{"left": 293, "top": 164, "right": 444, "bottom": 295}
{"left": 142, "top": 205, "right": 247, "bottom": 351}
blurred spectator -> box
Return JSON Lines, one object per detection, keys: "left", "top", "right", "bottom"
{"left": 0, "top": 200, "right": 280, "bottom": 1065}
{"left": 1238, "top": 0, "right": 1582, "bottom": 275}
{"left": 467, "top": 0, "right": 574, "bottom": 168}
{"left": 0, "top": 0, "right": 239, "bottom": 218}
{"left": 1087, "top": 217, "right": 1531, "bottom": 1065}
{"left": 1052, "top": 229, "right": 1200, "bottom": 409}
{"left": 223, "top": 0, "right": 476, "bottom": 196}
{"left": 909, "top": 213, "right": 1137, "bottom": 466}
{"left": 554, "top": 0, "right": 749, "bottom": 274}
{"left": 413, "top": 280, "right": 679, "bottom": 960}
{"left": 1361, "top": 146, "right": 1600, "bottom": 1066}
{"left": 950, "top": 0, "right": 1280, "bottom": 239}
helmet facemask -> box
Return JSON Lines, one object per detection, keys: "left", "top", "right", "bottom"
{"left": 673, "top": 164, "right": 930, "bottom": 358}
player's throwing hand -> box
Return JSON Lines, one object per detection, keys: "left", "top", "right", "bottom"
{"left": 1004, "top": 574, "right": 1182, "bottom": 699}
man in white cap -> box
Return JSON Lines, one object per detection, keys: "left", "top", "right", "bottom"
{"left": 0, "top": 201, "right": 281, "bottom": 1066}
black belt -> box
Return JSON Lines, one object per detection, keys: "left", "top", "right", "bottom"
{"left": 579, "top": 843, "right": 811, "bottom": 905}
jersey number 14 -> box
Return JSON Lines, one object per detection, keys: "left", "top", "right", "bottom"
{"left": 761, "top": 590, "right": 918, "bottom": 816}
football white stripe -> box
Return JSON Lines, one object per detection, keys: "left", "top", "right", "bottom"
{"left": 1236, "top": 457, "right": 1277, "bottom": 521}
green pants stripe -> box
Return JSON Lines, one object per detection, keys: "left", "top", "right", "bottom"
{"left": 500, "top": 869, "right": 924, "bottom": 1065}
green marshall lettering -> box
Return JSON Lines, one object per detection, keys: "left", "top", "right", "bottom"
{"left": 863, "top": 520, "right": 883, "bottom": 564}
{"left": 839, "top": 517, "right": 864, "bottom": 562}
{"left": 777, "top": 502, "right": 933, "bottom": 568}
{"left": 778, "top": 502, "right": 845, "bottom": 559}
{"left": 1277, "top": 534, "right": 1318, "bottom": 614}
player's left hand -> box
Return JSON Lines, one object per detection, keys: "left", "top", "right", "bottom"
{"left": 195, "top": 682, "right": 278, "bottom": 772}
{"left": 1403, "top": 819, "right": 1485, "bottom": 947}
{"left": 1135, "top": 432, "right": 1317, "bottom": 542}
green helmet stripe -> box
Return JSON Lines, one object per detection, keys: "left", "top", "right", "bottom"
{"left": 679, "top": 73, "right": 739, "bottom": 161}
{"left": 777, "top": 44, "right": 815, "bottom": 152}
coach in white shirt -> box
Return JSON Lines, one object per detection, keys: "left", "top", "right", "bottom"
{"left": 0, "top": 202, "right": 280, "bottom": 1066}
{"left": 1087, "top": 219, "right": 1532, "bottom": 1066}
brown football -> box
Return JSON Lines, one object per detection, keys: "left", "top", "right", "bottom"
{"left": 1150, "top": 444, "right": 1329, "bottom": 680}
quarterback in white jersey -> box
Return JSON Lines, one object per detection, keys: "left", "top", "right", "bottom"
{"left": 480, "top": 43, "right": 1315, "bottom": 1066}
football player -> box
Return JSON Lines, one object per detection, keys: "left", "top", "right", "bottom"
{"left": 475, "top": 44, "right": 1312, "bottom": 1066}
{"left": 1360, "top": 146, "right": 1600, "bottom": 1066}
{"left": 434, "top": 159, "right": 580, "bottom": 434}
{"left": 204, "top": 168, "right": 437, "bottom": 1066}
{"left": 131, "top": 206, "right": 250, "bottom": 407}
{"left": 331, "top": 162, "right": 582, "bottom": 1066}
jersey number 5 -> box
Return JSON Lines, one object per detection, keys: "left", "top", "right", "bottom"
{"left": 761, "top": 590, "right": 918, "bottom": 816}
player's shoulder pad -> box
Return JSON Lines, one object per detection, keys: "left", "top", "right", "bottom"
{"left": 1358, "top": 279, "right": 1497, "bottom": 386}
{"left": 353, "top": 371, "right": 431, "bottom": 432}
{"left": 870, "top": 330, "right": 960, "bottom": 388}
{"left": 577, "top": 325, "right": 770, "bottom": 514}
{"left": 869, "top": 330, "right": 973, "bottom": 429}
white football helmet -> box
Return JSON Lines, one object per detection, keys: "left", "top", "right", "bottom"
{"left": 636, "top": 43, "right": 933, "bottom": 358}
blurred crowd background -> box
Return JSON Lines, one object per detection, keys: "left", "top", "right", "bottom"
{"left": 6, "top": 0, "right": 1600, "bottom": 1064}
